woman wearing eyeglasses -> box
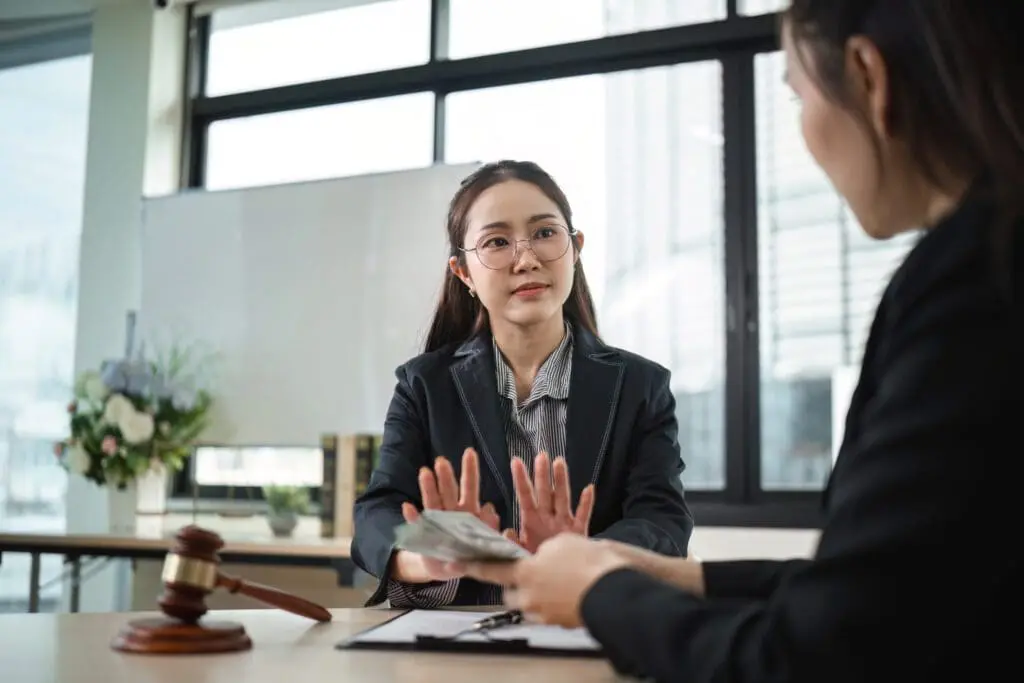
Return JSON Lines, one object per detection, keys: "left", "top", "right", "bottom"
{"left": 351, "top": 159, "right": 694, "bottom": 607}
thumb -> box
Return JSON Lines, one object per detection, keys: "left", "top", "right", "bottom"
{"left": 401, "top": 502, "right": 421, "bottom": 523}
{"left": 480, "top": 502, "right": 500, "bottom": 530}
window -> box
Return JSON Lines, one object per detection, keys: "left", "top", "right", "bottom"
{"left": 205, "top": 0, "right": 431, "bottom": 97}
{"left": 448, "top": 0, "right": 727, "bottom": 60}
{"left": 0, "top": 54, "right": 92, "bottom": 612}
{"left": 204, "top": 92, "right": 435, "bottom": 191}
{"left": 444, "top": 61, "right": 726, "bottom": 490}
{"left": 754, "top": 52, "right": 916, "bottom": 491}
{"left": 738, "top": 0, "right": 787, "bottom": 15}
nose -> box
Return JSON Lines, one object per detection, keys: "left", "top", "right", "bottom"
{"left": 511, "top": 240, "right": 542, "bottom": 271}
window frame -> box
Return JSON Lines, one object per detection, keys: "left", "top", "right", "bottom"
{"left": 179, "top": 0, "right": 829, "bottom": 529}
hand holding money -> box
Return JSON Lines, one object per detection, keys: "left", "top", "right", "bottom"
{"left": 395, "top": 510, "right": 530, "bottom": 564}
{"left": 391, "top": 447, "right": 503, "bottom": 583}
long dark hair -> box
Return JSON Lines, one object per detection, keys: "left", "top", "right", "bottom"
{"left": 423, "top": 160, "right": 600, "bottom": 353}
{"left": 783, "top": 1, "right": 1023, "bottom": 271}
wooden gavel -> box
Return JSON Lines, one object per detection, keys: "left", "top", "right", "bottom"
{"left": 157, "top": 525, "right": 332, "bottom": 624}
{"left": 112, "top": 525, "right": 331, "bottom": 654}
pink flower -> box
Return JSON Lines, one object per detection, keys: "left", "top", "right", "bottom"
{"left": 53, "top": 442, "right": 64, "bottom": 457}
{"left": 101, "top": 435, "right": 118, "bottom": 456}
{"left": 67, "top": 401, "right": 77, "bottom": 413}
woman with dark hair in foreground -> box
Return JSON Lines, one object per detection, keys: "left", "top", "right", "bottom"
{"left": 457, "top": 2, "right": 1022, "bottom": 681}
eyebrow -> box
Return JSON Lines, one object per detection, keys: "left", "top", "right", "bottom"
{"left": 479, "top": 213, "right": 560, "bottom": 231}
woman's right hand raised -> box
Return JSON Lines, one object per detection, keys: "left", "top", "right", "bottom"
{"left": 393, "top": 447, "right": 500, "bottom": 583}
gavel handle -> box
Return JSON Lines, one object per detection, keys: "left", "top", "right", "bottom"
{"left": 216, "top": 572, "right": 332, "bottom": 622}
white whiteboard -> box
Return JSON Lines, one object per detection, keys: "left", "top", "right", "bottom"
{"left": 138, "top": 163, "right": 480, "bottom": 446}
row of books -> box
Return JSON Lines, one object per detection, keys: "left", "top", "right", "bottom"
{"left": 319, "top": 433, "right": 381, "bottom": 538}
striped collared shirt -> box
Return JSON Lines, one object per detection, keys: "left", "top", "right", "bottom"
{"left": 494, "top": 323, "right": 573, "bottom": 532}
{"left": 387, "top": 325, "right": 574, "bottom": 608}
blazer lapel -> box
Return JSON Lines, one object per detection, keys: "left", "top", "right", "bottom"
{"left": 565, "top": 329, "right": 625, "bottom": 503}
{"left": 449, "top": 335, "right": 514, "bottom": 512}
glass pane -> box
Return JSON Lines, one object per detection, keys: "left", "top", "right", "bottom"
{"left": 204, "top": 92, "right": 435, "bottom": 191}
{"left": 0, "top": 55, "right": 91, "bottom": 613}
{"left": 448, "top": 0, "right": 727, "bottom": 60}
{"left": 445, "top": 62, "right": 726, "bottom": 490}
{"left": 192, "top": 447, "right": 322, "bottom": 488}
{"left": 738, "top": 0, "right": 787, "bottom": 15}
{"left": 754, "top": 52, "right": 916, "bottom": 491}
{"left": 205, "top": 0, "right": 431, "bottom": 96}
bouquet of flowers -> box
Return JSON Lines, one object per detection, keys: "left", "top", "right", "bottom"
{"left": 55, "top": 344, "right": 215, "bottom": 490}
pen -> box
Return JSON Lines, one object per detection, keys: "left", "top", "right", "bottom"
{"left": 471, "top": 609, "right": 524, "bottom": 631}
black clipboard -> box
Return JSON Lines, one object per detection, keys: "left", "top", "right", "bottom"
{"left": 335, "top": 609, "right": 606, "bottom": 659}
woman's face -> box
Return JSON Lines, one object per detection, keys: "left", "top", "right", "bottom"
{"left": 783, "top": 24, "right": 919, "bottom": 238}
{"left": 451, "top": 179, "right": 582, "bottom": 330}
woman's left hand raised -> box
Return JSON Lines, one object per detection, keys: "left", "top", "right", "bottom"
{"left": 510, "top": 451, "right": 595, "bottom": 553}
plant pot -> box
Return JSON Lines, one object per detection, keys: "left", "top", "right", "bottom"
{"left": 107, "top": 481, "right": 138, "bottom": 536}
{"left": 267, "top": 510, "right": 298, "bottom": 538}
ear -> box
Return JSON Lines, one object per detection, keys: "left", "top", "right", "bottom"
{"left": 449, "top": 256, "right": 473, "bottom": 290}
{"left": 845, "top": 35, "right": 890, "bottom": 138}
{"left": 571, "top": 230, "right": 585, "bottom": 263}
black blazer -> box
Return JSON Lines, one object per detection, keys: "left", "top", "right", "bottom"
{"left": 579, "top": 191, "right": 1020, "bottom": 681}
{"left": 352, "top": 325, "right": 694, "bottom": 606}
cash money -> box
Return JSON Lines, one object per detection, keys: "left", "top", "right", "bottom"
{"left": 394, "top": 510, "right": 530, "bottom": 562}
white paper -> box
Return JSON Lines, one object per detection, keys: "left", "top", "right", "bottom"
{"left": 352, "top": 610, "right": 601, "bottom": 652}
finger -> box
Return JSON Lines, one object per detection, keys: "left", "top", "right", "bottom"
{"left": 419, "top": 467, "right": 442, "bottom": 509}
{"left": 434, "top": 456, "right": 460, "bottom": 509}
{"left": 458, "top": 447, "right": 480, "bottom": 510}
{"left": 502, "top": 528, "right": 518, "bottom": 542}
{"left": 573, "top": 484, "right": 596, "bottom": 533}
{"left": 511, "top": 458, "right": 538, "bottom": 513}
{"left": 552, "top": 457, "right": 572, "bottom": 520}
{"left": 533, "top": 451, "right": 552, "bottom": 513}
{"left": 401, "top": 502, "right": 420, "bottom": 523}
{"left": 480, "top": 502, "right": 501, "bottom": 530}
{"left": 463, "top": 560, "right": 518, "bottom": 585}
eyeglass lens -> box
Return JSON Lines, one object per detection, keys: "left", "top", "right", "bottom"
{"left": 475, "top": 225, "right": 571, "bottom": 269}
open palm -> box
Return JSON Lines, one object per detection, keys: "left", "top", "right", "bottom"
{"left": 508, "top": 451, "right": 595, "bottom": 554}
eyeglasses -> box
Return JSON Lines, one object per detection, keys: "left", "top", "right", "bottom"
{"left": 461, "top": 224, "right": 576, "bottom": 270}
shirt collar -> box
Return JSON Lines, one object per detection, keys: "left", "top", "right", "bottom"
{"left": 493, "top": 322, "right": 573, "bottom": 404}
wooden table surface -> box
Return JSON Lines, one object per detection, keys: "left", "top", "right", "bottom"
{"left": 0, "top": 608, "right": 627, "bottom": 683}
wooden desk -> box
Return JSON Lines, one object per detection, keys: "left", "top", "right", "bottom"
{"left": 0, "top": 608, "right": 626, "bottom": 683}
{"left": 0, "top": 528, "right": 353, "bottom": 613}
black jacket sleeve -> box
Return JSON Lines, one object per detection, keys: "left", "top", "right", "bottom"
{"left": 592, "top": 369, "right": 694, "bottom": 558}
{"left": 579, "top": 246, "right": 1015, "bottom": 683}
{"left": 351, "top": 366, "right": 435, "bottom": 605}
{"left": 700, "top": 559, "right": 812, "bottom": 600}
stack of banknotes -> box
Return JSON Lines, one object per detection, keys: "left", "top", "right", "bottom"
{"left": 394, "top": 510, "right": 530, "bottom": 563}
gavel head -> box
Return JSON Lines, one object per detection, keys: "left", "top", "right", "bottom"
{"left": 157, "top": 525, "right": 224, "bottom": 624}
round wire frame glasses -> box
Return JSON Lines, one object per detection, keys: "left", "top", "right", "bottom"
{"left": 461, "top": 225, "right": 577, "bottom": 270}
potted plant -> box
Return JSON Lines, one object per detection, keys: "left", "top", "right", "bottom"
{"left": 262, "top": 485, "right": 310, "bottom": 538}
{"left": 54, "top": 342, "right": 215, "bottom": 533}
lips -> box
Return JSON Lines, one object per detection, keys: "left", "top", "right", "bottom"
{"left": 512, "top": 282, "right": 549, "bottom": 294}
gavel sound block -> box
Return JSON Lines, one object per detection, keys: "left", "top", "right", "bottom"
{"left": 111, "top": 525, "right": 332, "bottom": 654}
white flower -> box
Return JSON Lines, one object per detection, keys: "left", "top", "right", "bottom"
{"left": 119, "top": 411, "right": 155, "bottom": 444}
{"left": 103, "top": 394, "right": 134, "bottom": 424}
{"left": 83, "top": 373, "right": 109, "bottom": 403}
{"left": 66, "top": 444, "right": 91, "bottom": 475}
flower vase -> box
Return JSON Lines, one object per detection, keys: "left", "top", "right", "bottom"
{"left": 136, "top": 467, "right": 168, "bottom": 515}
{"left": 107, "top": 481, "right": 139, "bottom": 536}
